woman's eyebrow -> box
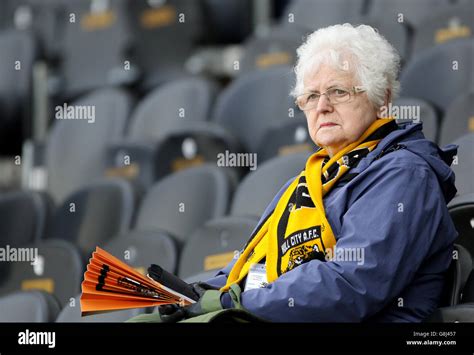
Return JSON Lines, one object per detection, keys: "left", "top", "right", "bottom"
{"left": 306, "top": 83, "right": 345, "bottom": 93}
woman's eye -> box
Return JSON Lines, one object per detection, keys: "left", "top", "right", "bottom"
{"left": 307, "top": 93, "right": 318, "bottom": 101}
{"left": 333, "top": 89, "right": 347, "bottom": 96}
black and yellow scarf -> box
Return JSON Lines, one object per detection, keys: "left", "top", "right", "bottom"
{"left": 221, "top": 118, "right": 398, "bottom": 291}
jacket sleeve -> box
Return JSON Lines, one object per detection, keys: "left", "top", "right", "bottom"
{"left": 239, "top": 162, "right": 453, "bottom": 322}
{"left": 204, "top": 178, "right": 296, "bottom": 289}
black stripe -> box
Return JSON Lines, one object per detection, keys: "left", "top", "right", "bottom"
{"left": 363, "top": 120, "right": 398, "bottom": 143}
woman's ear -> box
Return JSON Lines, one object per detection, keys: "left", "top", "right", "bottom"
{"left": 377, "top": 89, "right": 392, "bottom": 118}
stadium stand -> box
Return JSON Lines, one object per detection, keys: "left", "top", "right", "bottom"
{"left": 0, "top": 30, "right": 36, "bottom": 155}
{"left": 0, "top": 290, "right": 61, "bottom": 322}
{"left": 45, "top": 88, "right": 134, "bottom": 203}
{"left": 450, "top": 134, "right": 474, "bottom": 196}
{"left": 400, "top": 39, "right": 474, "bottom": 113}
{"left": 0, "top": 239, "right": 83, "bottom": 307}
{"left": 440, "top": 91, "right": 474, "bottom": 146}
{"left": 45, "top": 178, "right": 135, "bottom": 258}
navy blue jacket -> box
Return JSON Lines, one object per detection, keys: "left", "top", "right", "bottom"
{"left": 205, "top": 123, "right": 458, "bottom": 322}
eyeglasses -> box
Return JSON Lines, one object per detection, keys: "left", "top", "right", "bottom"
{"left": 295, "top": 86, "right": 366, "bottom": 111}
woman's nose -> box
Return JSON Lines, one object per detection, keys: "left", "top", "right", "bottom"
{"left": 315, "top": 93, "right": 333, "bottom": 114}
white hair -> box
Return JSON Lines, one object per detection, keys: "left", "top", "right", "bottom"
{"left": 291, "top": 23, "right": 401, "bottom": 109}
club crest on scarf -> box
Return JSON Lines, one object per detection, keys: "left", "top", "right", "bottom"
{"left": 221, "top": 119, "right": 398, "bottom": 291}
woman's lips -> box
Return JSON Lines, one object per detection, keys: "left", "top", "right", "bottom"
{"left": 319, "top": 122, "right": 338, "bottom": 128}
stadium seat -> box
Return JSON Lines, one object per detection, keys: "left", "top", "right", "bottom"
{"left": 230, "top": 152, "right": 310, "bottom": 218}
{"left": 127, "top": 0, "right": 204, "bottom": 91}
{"left": 46, "top": 178, "right": 135, "bottom": 257}
{"left": 440, "top": 91, "right": 474, "bottom": 146}
{"left": 367, "top": 0, "right": 453, "bottom": 31}
{"left": 393, "top": 97, "right": 440, "bottom": 143}
{"left": 0, "top": 290, "right": 61, "bottom": 322}
{"left": 201, "top": 0, "right": 252, "bottom": 44}
{"left": 178, "top": 216, "right": 258, "bottom": 279}
{"left": 3, "top": 0, "right": 68, "bottom": 61}
{"left": 103, "top": 230, "right": 178, "bottom": 275}
{"left": 450, "top": 134, "right": 474, "bottom": 196}
{"left": 213, "top": 66, "right": 305, "bottom": 153}
{"left": 400, "top": 39, "right": 474, "bottom": 112}
{"left": 462, "top": 271, "right": 474, "bottom": 303}
{"left": 104, "top": 77, "right": 218, "bottom": 192}
{"left": 280, "top": 0, "right": 365, "bottom": 31}
{"left": 412, "top": 2, "right": 474, "bottom": 55}
{"left": 0, "top": 190, "right": 49, "bottom": 247}
{"left": 56, "top": 294, "right": 144, "bottom": 322}
{"left": 425, "top": 304, "right": 474, "bottom": 322}
{"left": 439, "top": 244, "right": 472, "bottom": 307}
{"left": 45, "top": 88, "right": 134, "bottom": 203}
{"left": 0, "top": 30, "right": 37, "bottom": 155}
{"left": 58, "top": 0, "right": 135, "bottom": 97}
{"left": 448, "top": 193, "right": 474, "bottom": 257}
{"left": 239, "top": 25, "right": 305, "bottom": 75}
{"left": 0, "top": 239, "right": 83, "bottom": 307}
{"left": 133, "top": 165, "right": 231, "bottom": 246}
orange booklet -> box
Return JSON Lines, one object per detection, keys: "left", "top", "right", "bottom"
{"left": 80, "top": 247, "right": 196, "bottom": 316}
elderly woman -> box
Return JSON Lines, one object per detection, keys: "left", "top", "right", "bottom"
{"left": 130, "top": 24, "right": 458, "bottom": 323}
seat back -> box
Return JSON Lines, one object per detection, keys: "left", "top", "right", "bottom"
{"left": 448, "top": 193, "right": 474, "bottom": 256}
{"left": 450, "top": 134, "right": 474, "bottom": 196}
{"left": 47, "top": 178, "right": 135, "bottom": 257}
{"left": 439, "top": 244, "right": 472, "bottom": 307}
{"left": 400, "top": 39, "right": 474, "bottom": 112}
{"left": 440, "top": 91, "right": 474, "bottom": 146}
{"left": 393, "top": 97, "right": 440, "bottom": 142}
{"left": 128, "top": 77, "right": 218, "bottom": 143}
{"left": 230, "top": 152, "right": 310, "bottom": 218}
{"left": 103, "top": 230, "right": 178, "bottom": 275}
{"left": 45, "top": 88, "right": 134, "bottom": 203}
{"left": 135, "top": 165, "right": 231, "bottom": 245}
{"left": 0, "top": 239, "right": 83, "bottom": 307}
{"left": 0, "top": 290, "right": 61, "bottom": 322}
{"left": 178, "top": 216, "right": 258, "bottom": 279}
{"left": 412, "top": 3, "right": 474, "bottom": 55}
{"left": 213, "top": 66, "right": 304, "bottom": 152}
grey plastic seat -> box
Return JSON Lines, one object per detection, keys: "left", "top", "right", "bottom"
{"left": 56, "top": 294, "right": 144, "bottom": 323}
{"left": 462, "top": 271, "right": 474, "bottom": 303}
{"left": 0, "top": 190, "right": 48, "bottom": 246}
{"left": 0, "top": 30, "right": 36, "bottom": 154}
{"left": 134, "top": 164, "right": 231, "bottom": 245}
{"left": 127, "top": 0, "right": 204, "bottom": 91}
{"left": 59, "top": 0, "right": 135, "bottom": 97}
{"left": 128, "top": 77, "right": 218, "bottom": 144}
{"left": 103, "top": 230, "right": 178, "bottom": 275}
{"left": 412, "top": 2, "right": 474, "bottom": 55}
{"left": 400, "top": 39, "right": 474, "bottom": 112}
{"left": 450, "top": 134, "right": 474, "bottom": 196}
{"left": 280, "top": 0, "right": 365, "bottom": 31}
{"left": 213, "top": 66, "right": 304, "bottom": 153}
{"left": 393, "top": 97, "right": 439, "bottom": 142}
{"left": 178, "top": 216, "right": 258, "bottom": 279}
{"left": 230, "top": 152, "right": 310, "bottom": 218}
{"left": 367, "top": 0, "right": 453, "bottom": 30}
{"left": 45, "top": 88, "right": 134, "bottom": 203}
{"left": 46, "top": 178, "right": 135, "bottom": 257}
{"left": 0, "top": 290, "right": 61, "bottom": 322}
{"left": 239, "top": 26, "right": 305, "bottom": 75}
{"left": 0, "top": 239, "right": 83, "bottom": 307}
{"left": 448, "top": 193, "right": 474, "bottom": 257}
{"left": 440, "top": 92, "right": 474, "bottom": 146}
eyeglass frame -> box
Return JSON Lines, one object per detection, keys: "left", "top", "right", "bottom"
{"left": 295, "top": 86, "right": 366, "bottom": 111}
